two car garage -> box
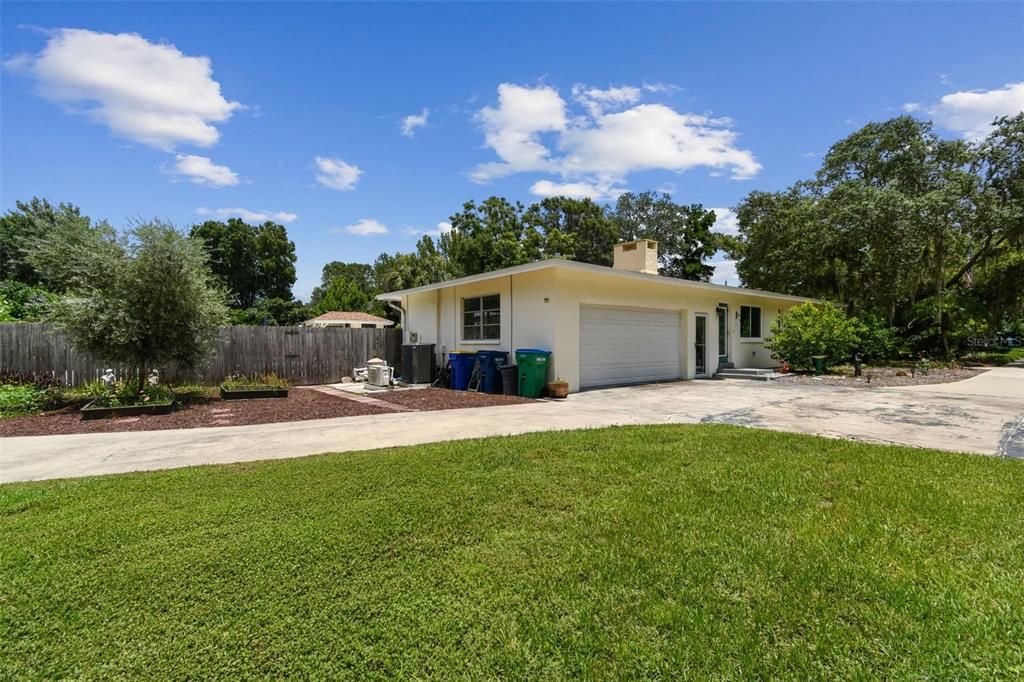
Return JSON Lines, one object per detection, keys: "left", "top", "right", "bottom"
{"left": 578, "top": 305, "right": 683, "bottom": 389}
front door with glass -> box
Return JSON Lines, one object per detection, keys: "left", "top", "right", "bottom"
{"left": 716, "top": 305, "right": 729, "bottom": 364}
{"left": 695, "top": 314, "right": 707, "bottom": 376}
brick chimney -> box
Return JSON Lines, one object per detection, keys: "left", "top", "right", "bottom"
{"left": 612, "top": 239, "right": 659, "bottom": 275}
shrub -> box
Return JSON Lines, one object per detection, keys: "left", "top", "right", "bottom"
{"left": 766, "top": 302, "right": 863, "bottom": 370}
{"left": 28, "top": 222, "right": 229, "bottom": 392}
{"left": 856, "top": 314, "right": 904, "bottom": 361}
{"left": 0, "top": 280, "right": 57, "bottom": 321}
{"left": 221, "top": 373, "right": 291, "bottom": 390}
{"left": 88, "top": 381, "right": 175, "bottom": 409}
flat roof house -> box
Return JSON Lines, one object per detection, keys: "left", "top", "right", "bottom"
{"left": 303, "top": 311, "right": 395, "bottom": 329}
{"left": 377, "top": 239, "right": 814, "bottom": 393}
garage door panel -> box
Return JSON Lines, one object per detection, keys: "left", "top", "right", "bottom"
{"left": 580, "top": 305, "right": 681, "bottom": 388}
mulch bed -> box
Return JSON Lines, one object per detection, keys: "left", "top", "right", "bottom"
{"left": 373, "top": 387, "right": 535, "bottom": 411}
{"left": 0, "top": 389, "right": 391, "bottom": 437}
{"left": 774, "top": 366, "right": 984, "bottom": 388}
{"left": 0, "top": 386, "right": 535, "bottom": 438}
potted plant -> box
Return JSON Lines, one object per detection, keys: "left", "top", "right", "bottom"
{"left": 80, "top": 380, "right": 176, "bottom": 420}
{"left": 220, "top": 373, "right": 291, "bottom": 400}
{"left": 547, "top": 378, "right": 569, "bottom": 399}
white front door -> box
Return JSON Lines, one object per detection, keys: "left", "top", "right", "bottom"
{"left": 579, "top": 305, "right": 682, "bottom": 389}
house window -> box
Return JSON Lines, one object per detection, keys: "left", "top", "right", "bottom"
{"left": 740, "top": 305, "right": 762, "bottom": 339}
{"left": 360, "top": 323, "right": 376, "bottom": 329}
{"left": 463, "top": 294, "right": 500, "bottom": 341}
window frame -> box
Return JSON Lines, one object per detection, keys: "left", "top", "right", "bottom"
{"left": 461, "top": 294, "right": 501, "bottom": 343}
{"left": 739, "top": 305, "right": 763, "bottom": 341}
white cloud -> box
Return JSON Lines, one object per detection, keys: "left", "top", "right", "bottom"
{"left": 196, "top": 207, "right": 297, "bottom": 223}
{"left": 170, "top": 154, "right": 239, "bottom": 187}
{"left": 315, "top": 156, "right": 362, "bottom": 190}
{"left": 338, "top": 218, "right": 389, "bottom": 236}
{"left": 939, "top": 73, "right": 953, "bottom": 86}
{"left": 901, "top": 102, "right": 921, "bottom": 113}
{"left": 471, "top": 83, "right": 567, "bottom": 182}
{"left": 710, "top": 256, "right": 740, "bottom": 286}
{"left": 927, "top": 82, "right": 1024, "bottom": 141}
{"left": 530, "top": 179, "right": 621, "bottom": 200}
{"left": 403, "top": 221, "right": 452, "bottom": 238}
{"left": 7, "top": 28, "right": 240, "bottom": 150}
{"left": 470, "top": 82, "right": 761, "bottom": 191}
{"left": 708, "top": 207, "right": 739, "bottom": 236}
{"left": 400, "top": 108, "right": 429, "bottom": 137}
{"left": 572, "top": 84, "right": 642, "bottom": 117}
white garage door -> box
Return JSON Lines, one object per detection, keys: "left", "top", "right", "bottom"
{"left": 579, "top": 305, "right": 681, "bottom": 389}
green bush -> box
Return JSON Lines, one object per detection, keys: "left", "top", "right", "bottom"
{"left": 766, "top": 302, "right": 863, "bottom": 370}
{"left": 0, "top": 280, "right": 57, "bottom": 322}
{"left": 88, "top": 381, "right": 175, "bottom": 408}
{"left": 857, "top": 314, "right": 904, "bottom": 361}
{"left": 221, "top": 373, "right": 291, "bottom": 390}
{"left": 961, "top": 348, "right": 1024, "bottom": 366}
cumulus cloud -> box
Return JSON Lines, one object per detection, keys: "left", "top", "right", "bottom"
{"left": 530, "top": 179, "right": 622, "bottom": 200}
{"left": 470, "top": 83, "right": 567, "bottom": 182}
{"left": 927, "top": 82, "right": 1024, "bottom": 141}
{"left": 314, "top": 156, "right": 363, "bottom": 190}
{"left": 404, "top": 221, "right": 452, "bottom": 238}
{"left": 470, "top": 82, "right": 760, "bottom": 192}
{"left": 901, "top": 102, "right": 921, "bottom": 113}
{"left": 170, "top": 154, "right": 239, "bottom": 187}
{"left": 710, "top": 256, "right": 740, "bottom": 286}
{"left": 6, "top": 28, "right": 240, "bottom": 150}
{"left": 338, "top": 218, "right": 389, "bottom": 236}
{"left": 708, "top": 207, "right": 739, "bottom": 236}
{"left": 400, "top": 108, "right": 429, "bottom": 136}
{"left": 196, "top": 207, "right": 297, "bottom": 223}
{"left": 572, "top": 84, "right": 642, "bottom": 117}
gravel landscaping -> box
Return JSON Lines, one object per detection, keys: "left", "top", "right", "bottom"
{"left": 0, "top": 387, "right": 533, "bottom": 437}
{"left": 775, "top": 365, "right": 984, "bottom": 388}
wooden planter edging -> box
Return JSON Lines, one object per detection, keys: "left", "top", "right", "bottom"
{"left": 80, "top": 400, "right": 176, "bottom": 420}
{"left": 219, "top": 387, "right": 290, "bottom": 400}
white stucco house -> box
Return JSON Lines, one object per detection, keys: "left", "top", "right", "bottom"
{"left": 377, "top": 239, "right": 814, "bottom": 393}
{"left": 303, "top": 311, "right": 395, "bottom": 329}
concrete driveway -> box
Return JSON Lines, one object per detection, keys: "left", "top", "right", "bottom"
{"left": 2, "top": 368, "right": 1021, "bottom": 483}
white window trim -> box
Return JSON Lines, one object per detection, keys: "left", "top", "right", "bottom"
{"left": 739, "top": 305, "right": 763, "bottom": 341}
{"left": 461, "top": 293, "right": 501, "bottom": 343}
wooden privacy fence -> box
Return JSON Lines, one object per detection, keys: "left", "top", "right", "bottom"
{"left": 0, "top": 323, "right": 402, "bottom": 387}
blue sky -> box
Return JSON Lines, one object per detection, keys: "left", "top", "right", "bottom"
{"left": 2, "top": 2, "right": 1022, "bottom": 300}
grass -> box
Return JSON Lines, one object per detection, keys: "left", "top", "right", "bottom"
{"left": 2, "top": 425, "right": 1022, "bottom": 679}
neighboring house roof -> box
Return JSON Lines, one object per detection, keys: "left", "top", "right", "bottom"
{"left": 375, "top": 258, "right": 818, "bottom": 304}
{"left": 305, "top": 311, "right": 395, "bottom": 325}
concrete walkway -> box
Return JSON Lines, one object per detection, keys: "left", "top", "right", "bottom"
{"left": 2, "top": 371, "right": 1022, "bottom": 483}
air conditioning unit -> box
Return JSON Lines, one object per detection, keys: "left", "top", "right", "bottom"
{"left": 366, "top": 364, "right": 392, "bottom": 387}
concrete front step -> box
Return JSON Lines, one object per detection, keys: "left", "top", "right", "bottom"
{"left": 714, "top": 368, "right": 784, "bottom": 381}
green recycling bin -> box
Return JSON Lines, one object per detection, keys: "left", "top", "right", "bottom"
{"left": 515, "top": 348, "right": 551, "bottom": 398}
{"left": 812, "top": 355, "right": 827, "bottom": 376}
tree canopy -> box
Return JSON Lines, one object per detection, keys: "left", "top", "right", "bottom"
{"left": 730, "top": 114, "right": 1024, "bottom": 355}
{"left": 29, "top": 221, "right": 229, "bottom": 389}
{"left": 189, "top": 218, "right": 297, "bottom": 310}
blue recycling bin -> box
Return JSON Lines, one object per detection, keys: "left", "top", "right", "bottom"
{"left": 449, "top": 351, "right": 476, "bottom": 390}
{"left": 475, "top": 350, "right": 509, "bottom": 394}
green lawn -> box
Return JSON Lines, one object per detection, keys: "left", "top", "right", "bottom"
{"left": 2, "top": 425, "right": 1022, "bottom": 679}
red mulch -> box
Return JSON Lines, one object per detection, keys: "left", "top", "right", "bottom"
{"left": 0, "top": 386, "right": 535, "bottom": 438}
{"left": 373, "top": 387, "right": 535, "bottom": 411}
{"left": 0, "top": 389, "right": 390, "bottom": 437}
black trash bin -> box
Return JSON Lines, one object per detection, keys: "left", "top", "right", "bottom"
{"left": 500, "top": 364, "right": 519, "bottom": 396}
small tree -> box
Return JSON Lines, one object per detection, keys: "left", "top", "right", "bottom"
{"left": 765, "top": 302, "right": 862, "bottom": 370}
{"left": 32, "top": 222, "right": 229, "bottom": 390}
